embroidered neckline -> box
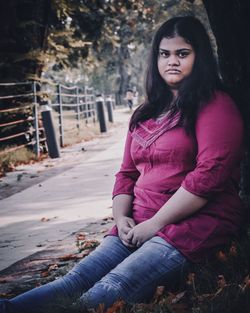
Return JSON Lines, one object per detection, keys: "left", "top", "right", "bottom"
{"left": 131, "top": 113, "right": 180, "bottom": 149}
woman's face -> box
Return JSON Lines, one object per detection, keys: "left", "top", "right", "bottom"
{"left": 157, "top": 36, "right": 196, "bottom": 93}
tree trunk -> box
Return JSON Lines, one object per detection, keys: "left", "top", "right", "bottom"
{"left": 116, "top": 44, "right": 131, "bottom": 106}
{"left": 0, "top": 0, "right": 51, "bottom": 82}
{"left": 0, "top": 0, "right": 51, "bottom": 152}
{"left": 202, "top": 0, "right": 250, "bottom": 209}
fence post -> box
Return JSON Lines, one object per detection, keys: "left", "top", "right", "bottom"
{"left": 76, "top": 87, "right": 80, "bottom": 130}
{"left": 84, "top": 86, "right": 88, "bottom": 122}
{"left": 57, "top": 84, "right": 64, "bottom": 147}
{"left": 86, "top": 87, "right": 91, "bottom": 118}
{"left": 96, "top": 96, "right": 107, "bottom": 133}
{"left": 32, "top": 81, "right": 40, "bottom": 158}
{"left": 41, "top": 103, "right": 60, "bottom": 158}
{"left": 92, "top": 93, "right": 96, "bottom": 123}
{"left": 105, "top": 95, "right": 114, "bottom": 123}
{"left": 112, "top": 95, "right": 117, "bottom": 109}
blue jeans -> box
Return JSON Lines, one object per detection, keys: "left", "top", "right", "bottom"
{"left": 0, "top": 236, "right": 189, "bottom": 313}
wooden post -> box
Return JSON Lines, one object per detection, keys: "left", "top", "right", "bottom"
{"left": 96, "top": 96, "right": 107, "bottom": 133}
{"left": 105, "top": 95, "right": 114, "bottom": 123}
{"left": 41, "top": 103, "right": 60, "bottom": 158}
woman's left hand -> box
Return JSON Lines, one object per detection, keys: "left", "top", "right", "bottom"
{"left": 126, "top": 219, "right": 160, "bottom": 247}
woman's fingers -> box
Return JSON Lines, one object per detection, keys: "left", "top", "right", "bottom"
{"left": 121, "top": 240, "right": 134, "bottom": 248}
{"left": 125, "top": 225, "right": 133, "bottom": 233}
{"left": 127, "top": 218, "right": 136, "bottom": 228}
{"left": 136, "top": 241, "right": 142, "bottom": 247}
{"left": 122, "top": 229, "right": 142, "bottom": 248}
{"left": 126, "top": 228, "right": 134, "bottom": 241}
{"left": 127, "top": 229, "right": 139, "bottom": 246}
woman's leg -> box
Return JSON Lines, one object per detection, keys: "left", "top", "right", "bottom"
{"left": 0, "top": 236, "right": 133, "bottom": 313}
{"left": 79, "top": 236, "right": 190, "bottom": 311}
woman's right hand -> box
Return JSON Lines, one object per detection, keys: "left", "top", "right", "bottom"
{"left": 116, "top": 217, "right": 136, "bottom": 248}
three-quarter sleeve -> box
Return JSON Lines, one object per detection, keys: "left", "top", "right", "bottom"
{"left": 112, "top": 129, "right": 140, "bottom": 198}
{"left": 181, "top": 92, "right": 244, "bottom": 199}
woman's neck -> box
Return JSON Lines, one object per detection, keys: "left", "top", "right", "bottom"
{"left": 171, "top": 88, "right": 178, "bottom": 98}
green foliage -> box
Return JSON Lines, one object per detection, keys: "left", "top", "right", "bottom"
{"left": 0, "top": 0, "right": 210, "bottom": 150}
{"left": 0, "top": 0, "right": 209, "bottom": 90}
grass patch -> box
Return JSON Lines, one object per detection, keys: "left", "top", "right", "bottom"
{"left": 0, "top": 146, "right": 39, "bottom": 177}
{"left": 63, "top": 121, "right": 102, "bottom": 146}
{"left": 51, "top": 110, "right": 116, "bottom": 146}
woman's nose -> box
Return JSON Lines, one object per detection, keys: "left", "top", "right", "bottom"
{"left": 168, "top": 55, "right": 180, "bottom": 66}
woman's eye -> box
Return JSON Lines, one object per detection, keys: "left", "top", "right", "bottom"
{"left": 178, "top": 51, "right": 189, "bottom": 58}
{"left": 159, "top": 51, "right": 169, "bottom": 58}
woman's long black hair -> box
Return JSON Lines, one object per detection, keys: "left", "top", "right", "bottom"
{"left": 130, "top": 16, "right": 223, "bottom": 134}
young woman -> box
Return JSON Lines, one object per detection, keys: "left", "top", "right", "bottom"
{"left": 0, "top": 16, "right": 245, "bottom": 313}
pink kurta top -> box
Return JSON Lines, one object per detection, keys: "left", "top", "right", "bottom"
{"left": 110, "top": 91, "right": 245, "bottom": 262}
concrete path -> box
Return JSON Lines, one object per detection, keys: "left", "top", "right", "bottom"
{"left": 0, "top": 108, "right": 130, "bottom": 271}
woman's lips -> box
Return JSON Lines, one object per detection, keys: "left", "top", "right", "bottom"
{"left": 166, "top": 69, "right": 181, "bottom": 73}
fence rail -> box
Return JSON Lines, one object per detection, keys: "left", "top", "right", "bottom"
{"left": 48, "top": 83, "right": 98, "bottom": 147}
{"left": 0, "top": 80, "right": 115, "bottom": 158}
{"left": 0, "top": 80, "right": 41, "bottom": 157}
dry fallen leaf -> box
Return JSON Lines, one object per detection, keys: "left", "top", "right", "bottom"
{"left": 153, "top": 286, "right": 165, "bottom": 302}
{"left": 40, "top": 217, "right": 50, "bottom": 222}
{"left": 101, "top": 229, "right": 108, "bottom": 233}
{"left": 59, "top": 254, "right": 78, "bottom": 261}
{"left": 106, "top": 300, "right": 125, "bottom": 313}
{"left": 216, "top": 250, "right": 228, "bottom": 262}
{"left": 242, "top": 275, "right": 250, "bottom": 291}
{"left": 171, "top": 291, "right": 186, "bottom": 304}
{"left": 41, "top": 271, "right": 49, "bottom": 277}
{"left": 217, "top": 275, "right": 227, "bottom": 289}
{"left": 102, "top": 216, "right": 114, "bottom": 221}
{"left": 229, "top": 243, "right": 238, "bottom": 256}
{"left": 77, "top": 239, "right": 100, "bottom": 253}
{"left": 76, "top": 233, "right": 86, "bottom": 241}
{"left": 48, "top": 264, "right": 58, "bottom": 272}
{"left": 41, "top": 263, "right": 59, "bottom": 278}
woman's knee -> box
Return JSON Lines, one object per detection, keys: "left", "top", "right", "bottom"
{"left": 71, "top": 236, "right": 131, "bottom": 281}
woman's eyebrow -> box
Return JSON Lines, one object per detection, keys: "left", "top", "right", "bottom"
{"left": 159, "top": 48, "right": 192, "bottom": 52}
{"left": 176, "top": 48, "right": 192, "bottom": 52}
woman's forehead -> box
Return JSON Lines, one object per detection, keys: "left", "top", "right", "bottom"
{"left": 159, "top": 36, "right": 193, "bottom": 50}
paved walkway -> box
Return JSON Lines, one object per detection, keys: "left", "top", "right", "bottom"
{"left": 0, "top": 107, "right": 130, "bottom": 272}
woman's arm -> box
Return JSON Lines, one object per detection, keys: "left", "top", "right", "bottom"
{"left": 127, "top": 187, "right": 206, "bottom": 246}
{"left": 112, "top": 129, "right": 140, "bottom": 199}
{"left": 112, "top": 194, "right": 135, "bottom": 247}
{"left": 112, "top": 129, "right": 140, "bottom": 247}
{"left": 152, "top": 187, "right": 207, "bottom": 228}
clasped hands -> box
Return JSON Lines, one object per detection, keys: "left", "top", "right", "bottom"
{"left": 117, "top": 216, "right": 160, "bottom": 248}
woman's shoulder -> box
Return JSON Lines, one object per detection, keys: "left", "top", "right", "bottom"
{"left": 195, "top": 90, "right": 244, "bottom": 136}
{"left": 200, "top": 90, "right": 240, "bottom": 116}
{"left": 212, "top": 90, "right": 236, "bottom": 105}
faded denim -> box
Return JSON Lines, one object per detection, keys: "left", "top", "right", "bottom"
{"left": 0, "top": 236, "right": 189, "bottom": 313}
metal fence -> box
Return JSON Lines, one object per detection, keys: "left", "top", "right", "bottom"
{"left": 48, "top": 83, "right": 98, "bottom": 147}
{"left": 0, "top": 81, "right": 116, "bottom": 157}
{"left": 0, "top": 81, "right": 42, "bottom": 157}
